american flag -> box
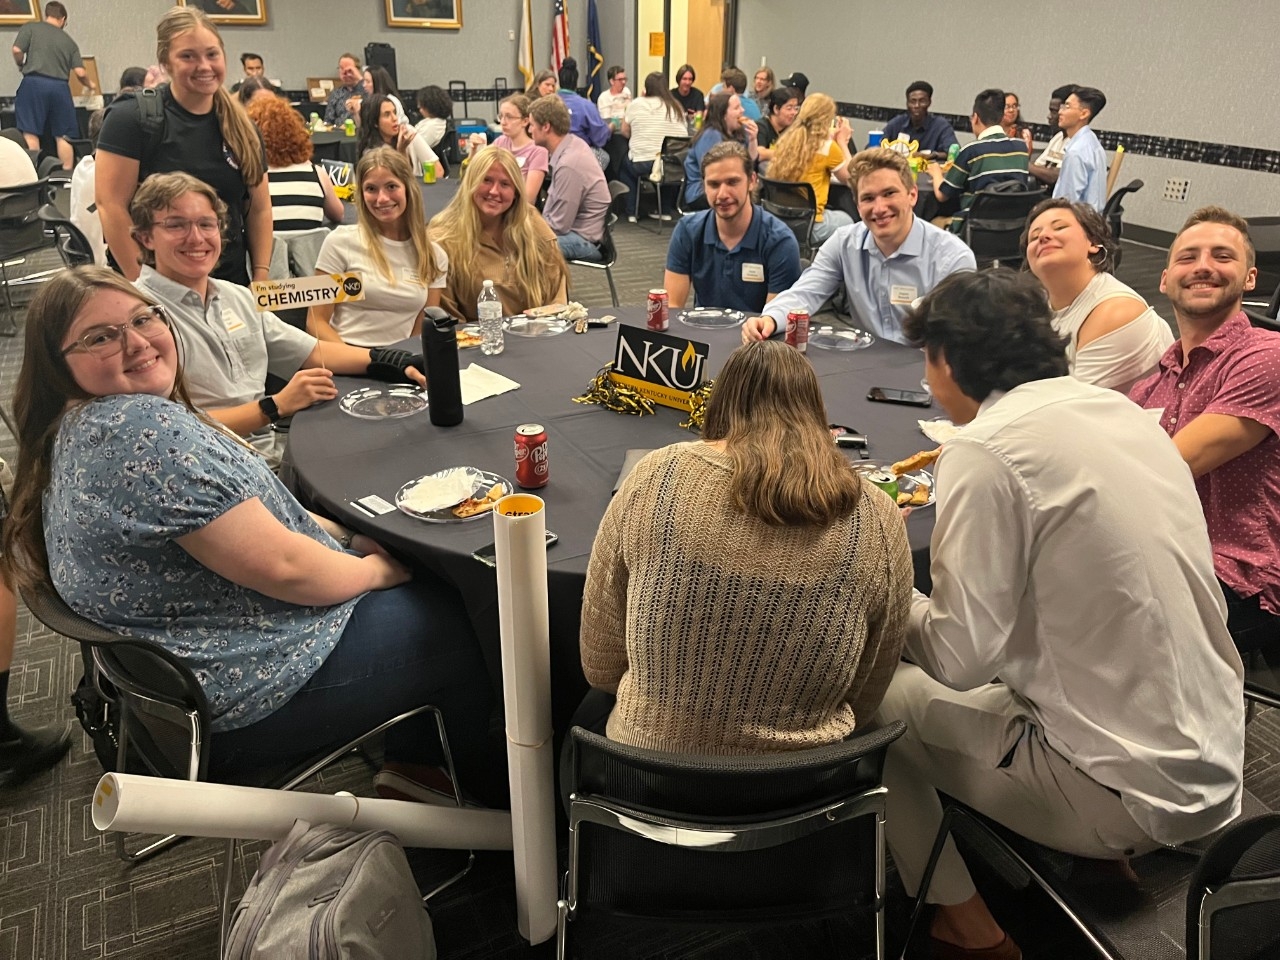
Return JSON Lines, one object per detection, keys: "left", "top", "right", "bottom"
{"left": 551, "top": 0, "right": 570, "bottom": 73}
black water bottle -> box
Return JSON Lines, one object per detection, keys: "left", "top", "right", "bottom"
{"left": 421, "top": 306, "right": 463, "bottom": 426}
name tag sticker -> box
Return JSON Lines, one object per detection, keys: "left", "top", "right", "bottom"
{"left": 741, "top": 262, "right": 765, "bottom": 283}
{"left": 221, "top": 309, "right": 246, "bottom": 334}
{"left": 890, "top": 284, "right": 918, "bottom": 305}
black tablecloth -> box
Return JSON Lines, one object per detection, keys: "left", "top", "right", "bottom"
{"left": 288, "top": 308, "right": 937, "bottom": 726}
{"left": 311, "top": 130, "right": 359, "bottom": 165}
{"left": 341, "top": 178, "right": 461, "bottom": 226}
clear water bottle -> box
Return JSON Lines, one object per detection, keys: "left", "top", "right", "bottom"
{"left": 477, "top": 279, "right": 504, "bottom": 356}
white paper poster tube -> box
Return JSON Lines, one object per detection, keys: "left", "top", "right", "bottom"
{"left": 91, "top": 773, "right": 514, "bottom": 850}
{"left": 493, "top": 494, "right": 558, "bottom": 945}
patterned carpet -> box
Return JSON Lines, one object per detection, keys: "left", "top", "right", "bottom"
{"left": 1, "top": 221, "right": 1277, "bottom": 960}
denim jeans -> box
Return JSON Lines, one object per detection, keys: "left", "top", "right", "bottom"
{"left": 557, "top": 231, "right": 603, "bottom": 263}
{"left": 210, "top": 577, "right": 495, "bottom": 788}
{"left": 813, "top": 208, "right": 854, "bottom": 246}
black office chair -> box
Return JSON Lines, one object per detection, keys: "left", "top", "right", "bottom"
{"left": 759, "top": 177, "right": 819, "bottom": 261}
{"left": 1103, "top": 179, "right": 1144, "bottom": 268}
{"left": 1244, "top": 281, "right": 1280, "bottom": 333}
{"left": 556, "top": 721, "right": 906, "bottom": 960}
{"left": 36, "top": 202, "right": 95, "bottom": 267}
{"left": 636, "top": 134, "right": 692, "bottom": 226}
{"left": 0, "top": 177, "right": 59, "bottom": 333}
{"left": 567, "top": 189, "right": 624, "bottom": 307}
{"left": 1186, "top": 813, "right": 1280, "bottom": 960}
{"left": 960, "top": 180, "right": 1046, "bottom": 269}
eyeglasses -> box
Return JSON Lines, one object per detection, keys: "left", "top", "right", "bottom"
{"left": 62, "top": 305, "right": 171, "bottom": 359}
{"left": 154, "top": 217, "right": 221, "bottom": 236}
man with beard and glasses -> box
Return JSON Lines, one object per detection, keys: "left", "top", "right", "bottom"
{"left": 664, "top": 141, "right": 800, "bottom": 314}
{"left": 743, "top": 148, "right": 973, "bottom": 345}
{"left": 1130, "top": 207, "right": 1280, "bottom": 654}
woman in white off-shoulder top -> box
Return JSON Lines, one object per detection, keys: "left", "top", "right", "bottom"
{"left": 1023, "top": 198, "right": 1173, "bottom": 393}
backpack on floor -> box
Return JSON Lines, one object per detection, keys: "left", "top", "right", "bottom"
{"left": 225, "top": 819, "right": 436, "bottom": 960}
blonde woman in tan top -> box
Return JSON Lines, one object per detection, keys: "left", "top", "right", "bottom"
{"left": 580, "top": 340, "right": 914, "bottom": 755}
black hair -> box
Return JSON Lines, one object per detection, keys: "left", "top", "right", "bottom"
{"left": 558, "top": 57, "right": 579, "bottom": 91}
{"left": 1050, "top": 84, "right": 1077, "bottom": 102}
{"left": 357, "top": 94, "right": 396, "bottom": 155}
{"left": 767, "top": 86, "right": 798, "bottom": 115}
{"left": 906, "top": 80, "right": 933, "bottom": 99}
{"left": 607, "top": 65, "right": 624, "bottom": 81}
{"left": 415, "top": 84, "right": 453, "bottom": 119}
{"left": 236, "top": 75, "right": 279, "bottom": 106}
{"left": 902, "top": 270, "right": 1069, "bottom": 403}
{"left": 240, "top": 52, "right": 262, "bottom": 67}
{"left": 118, "top": 66, "right": 147, "bottom": 90}
{"left": 1072, "top": 86, "right": 1107, "bottom": 121}
{"left": 365, "top": 65, "right": 398, "bottom": 98}
{"left": 972, "top": 88, "right": 1006, "bottom": 127}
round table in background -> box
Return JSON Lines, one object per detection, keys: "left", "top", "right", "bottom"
{"left": 288, "top": 308, "right": 939, "bottom": 725}
{"left": 310, "top": 129, "right": 359, "bottom": 165}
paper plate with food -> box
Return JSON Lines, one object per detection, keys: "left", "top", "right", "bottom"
{"left": 456, "top": 325, "right": 483, "bottom": 349}
{"left": 395, "top": 467, "right": 512, "bottom": 522}
{"left": 505, "top": 304, "right": 574, "bottom": 337}
{"left": 854, "top": 448, "right": 939, "bottom": 508}
{"left": 339, "top": 385, "right": 428, "bottom": 420}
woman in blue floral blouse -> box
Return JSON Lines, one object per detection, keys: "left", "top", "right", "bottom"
{"left": 2, "top": 267, "right": 496, "bottom": 798}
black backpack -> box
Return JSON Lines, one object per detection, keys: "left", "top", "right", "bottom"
{"left": 104, "top": 86, "right": 168, "bottom": 159}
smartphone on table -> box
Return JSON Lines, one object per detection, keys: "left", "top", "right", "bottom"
{"left": 472, "top": 530, "right": 559, "bottom": 568}
{"left": 866, "top": 386, "right": 932, "bottom": 408}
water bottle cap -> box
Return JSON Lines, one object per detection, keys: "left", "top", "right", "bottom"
{"left": 482, "top": 279, "right": 494, "bottom": 289}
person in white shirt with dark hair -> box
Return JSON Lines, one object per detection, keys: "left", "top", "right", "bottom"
{"left": 595, "top": 65, "right": 632, "bottom": 125}
{"left": 878, "top": 269, "right": 1244, "bottom": 960}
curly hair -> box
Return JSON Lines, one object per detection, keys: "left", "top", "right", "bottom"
{"left": 1020, "top": 198, "right": 1118, "bottom": 275}
{"left": 416, "top": 84, "right": 453, "bottom": 120}
{"left": 767, "top": 92, "right": 837, "bottom": 183}
{"left": 246, "top": 94, "right": 313, "bottom": 167}
{"left": 902, "top": 269, "right": 1068, "bottom": 404}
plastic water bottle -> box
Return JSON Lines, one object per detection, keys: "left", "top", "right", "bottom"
{"left": 308, "top": 112, "right": 320, "bottom": 132}
{"left": 477, "top": 280, "right": 504, "bottom": 356}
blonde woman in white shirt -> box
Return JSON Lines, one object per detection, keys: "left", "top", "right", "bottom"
{"left": 618, "top": 72, "right": 691, "bottom": 222}
{"left": 308, "top": 148, "right": 447, "bottom": 348}
{"left": 1023, "top": 198, "right": 1173, "bottom": 392}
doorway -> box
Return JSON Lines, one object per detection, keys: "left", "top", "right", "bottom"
{"left": 635, "top": 0, "right": 734, "bottom": 93}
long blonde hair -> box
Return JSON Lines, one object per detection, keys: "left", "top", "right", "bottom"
{"left": 768, "top": 92, "right": 837, "bottom": 183}
{"left": 354, "top": 147, "right": 441, "bottom": 287}
{"left": 430, "top": 146, "right": 566, "bottom": 314}
{"left": 701, "top": 340, "right": 862, "bottom": 526}
{"left": 156, "top": 5, "right": 265, "bottom": 186}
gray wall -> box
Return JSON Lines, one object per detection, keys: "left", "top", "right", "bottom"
{"left": 2, "top": 0, "right": 629, "bottom": 103}
{"left": 735, "top": 0, "right": 1280, "bottom": 236}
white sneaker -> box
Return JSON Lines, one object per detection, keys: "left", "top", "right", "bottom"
{"left": 626, "top": 214, "right": 638, "bottom": 223}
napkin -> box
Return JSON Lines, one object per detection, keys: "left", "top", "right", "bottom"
{"left": 401, "top": 467, "right": 481, "bottom": 513}
{"left": 459, "top": 364, "right": 521, "bottom": 405}
{"left": 919, "top": 418, "right": 964, "bottom": 444}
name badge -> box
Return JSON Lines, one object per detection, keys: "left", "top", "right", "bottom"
{"left": 741, "top": 262, "right": 765, "bottom": 283}
{"left": 222, "top": 308, "right": 246, "bottom": 334}
{"left": 404, "top": 271, "right": 420, "bottom": 284}
{"left": 890, "top": 284, "right": 918, "bottom": 305}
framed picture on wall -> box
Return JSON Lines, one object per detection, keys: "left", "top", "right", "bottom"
{"left": 385, "top": 0, "right": 462, "bottom": 29}
{"left": 176, "top": 0, "right": 268, "bottom": 26}
{"left": 0, "top": 0, "right": 38, "bottom": 26}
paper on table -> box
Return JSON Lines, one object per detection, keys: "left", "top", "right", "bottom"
{"left": 400, "top": 466, "right": 480, "bottom": 513}
{"left": 460, "top": 364, "right": 521, "bottom": 405}
{"left": 919, "top": 418, "right": 964, "bottom": 444}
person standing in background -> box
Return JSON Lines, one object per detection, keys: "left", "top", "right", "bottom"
{"left": 11, "top": 1, "right": 97, "bottom": 170}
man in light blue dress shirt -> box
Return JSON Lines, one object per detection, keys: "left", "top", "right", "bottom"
{"left": 743, "top": 148, "right": 975, "bottom": 345}
{"left": 1052, "top": 87, "right": 1108, "bottom": 212}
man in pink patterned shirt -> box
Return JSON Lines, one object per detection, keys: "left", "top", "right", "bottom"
{"left": 1130, "top": 206, "right": 1280, "bottom": 653}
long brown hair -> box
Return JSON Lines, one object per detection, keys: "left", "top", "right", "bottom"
{"left": 1, "top": 268, "right": 207, "bottom": 594}
{"left": 353, "top": 147, "right": 441, "bottom": 286}
{"left": 769, "top": 92, "right": 837, "bottom": 182}
{"left": 429, "top": 146, "right": 566, "bottom": 315}
{"left": 525, "top": 69, "right": 556, "bottom": 99}
{"left": 701, "top": 341, "right": 863, "bottom": 526}
{"left": 641, "top": 71, "right": 683, "bottom": 123}
{"left": 156, "top": 5, "right": 265, "bottom": 186}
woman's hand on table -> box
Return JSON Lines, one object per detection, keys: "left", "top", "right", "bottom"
{"left": 351, "top": 535, "right": 413, "bottom": 589}
{"left": 741, "top": 316, "right": 776, "bottom": 343}
{"left": 275, "top": 368, "right": 338, "bottom": 417}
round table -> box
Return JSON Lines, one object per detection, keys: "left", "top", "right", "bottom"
{"left": 311, "top": 129, "right": 359, "bottom": 165}
{"left": 288, "top": 308, "right": 938, "bottom": 725}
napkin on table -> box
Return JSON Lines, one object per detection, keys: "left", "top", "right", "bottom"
{"left": 459, "top": 364, "right": 521, "bottom": 405}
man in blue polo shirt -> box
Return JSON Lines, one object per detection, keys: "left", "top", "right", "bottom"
{"left": 743, "top": 148, "right": 975, "bottom": 345}
{"left": 879, "top": 81, "right": 958, "bottom": 161}
{"left": 664, "top": 141, "right": 801, "bottom": 314}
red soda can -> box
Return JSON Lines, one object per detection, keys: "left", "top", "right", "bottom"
{"left": 514, "top": 423, "right": 549, "bottom": 489}
{"left": 646, "top": 288, "right": 669, "bottom": 331}
{"left": 785, "top": 310, "right": 810, "bottom": 352}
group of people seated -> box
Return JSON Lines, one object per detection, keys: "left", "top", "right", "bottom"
{"left": 3, "top": 9, "right": 1279, "bottom": 960}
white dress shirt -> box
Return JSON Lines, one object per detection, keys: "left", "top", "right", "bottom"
{"left": 909, "top": 377, "right": 1244, "bottom": 845}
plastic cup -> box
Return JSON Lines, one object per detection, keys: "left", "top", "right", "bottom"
{"left": 868, "top": 130, "right": 884, "bottom": 147}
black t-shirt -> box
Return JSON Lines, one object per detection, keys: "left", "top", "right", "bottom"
{"left": 98, "top": 85, "right": 266, "bottom": 284}
{"left": 756, "top": 118, "right": 785, "bottom": 152}
{"left": 671, "top": 86, "right": 705, "bottom": 116}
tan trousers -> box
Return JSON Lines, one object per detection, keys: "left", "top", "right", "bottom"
{"left": 876, "top": 662, "right": 1159, "bottom": 905}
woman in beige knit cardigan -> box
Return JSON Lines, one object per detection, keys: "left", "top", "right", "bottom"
{"left": 578, "top": 340, "right": 914, "bottom": 755}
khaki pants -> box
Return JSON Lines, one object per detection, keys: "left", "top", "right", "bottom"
{"left": 877, "top": 662, "right": 1158, "bottom": 905}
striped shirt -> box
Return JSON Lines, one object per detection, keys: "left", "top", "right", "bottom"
{"left": 266, "top": 161, "right": 327, "bottom": 234}
{"left": 939, "top": 125, "right": 1030, "bottom": 230}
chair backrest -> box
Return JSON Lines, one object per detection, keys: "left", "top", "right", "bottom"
{"left": 564, "top": 721, "right": 904, "bottom": 921}
{"left": 1103, "top": 178, "right": 1144, "bottom": 243}
{"left": 759, "top": 177, "right": 818, "bottom": 257}
{"left": 1187, "top": 813, "right": 1280, "bottom": 960}
{"left": 595, "top": 213, "right": 618, "bottom": 267}
{"left": 0, "top": 179, "right": 55, "bottom": 257}
{"left": 282, "top": 227, "right": 331, "bottom": 278}
{"left": 37, "top": 202, "right": 95, "bottom": 267}
{"left": 658, "top": 135, "right": 692, "bottom": 187}
{"left": 963, "top": 180, "right": 1045, "bottom": 266}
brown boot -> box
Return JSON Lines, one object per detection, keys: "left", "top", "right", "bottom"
{"left": 929, "top": 932, "right": 1022, "bottom": 960}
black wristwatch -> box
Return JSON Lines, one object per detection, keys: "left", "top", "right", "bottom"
{"left": 258, "top": 396, "right": 283, "bottom": 423}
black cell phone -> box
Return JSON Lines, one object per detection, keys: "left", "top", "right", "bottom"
{"left": 472, "top": 530, "right": 559, "bottom": 568}
{"left": 829, "top": 423, "right": 869, "bottom": 448}
{"left": 866, "top": 386, "right": 933, "bottom": 408}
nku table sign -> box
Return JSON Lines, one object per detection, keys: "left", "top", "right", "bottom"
{"left": 609, "top": 323, "right": 710, "bottom": 412}
{"left": 249, "top": 273, "right": 365, "bottom": 312}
